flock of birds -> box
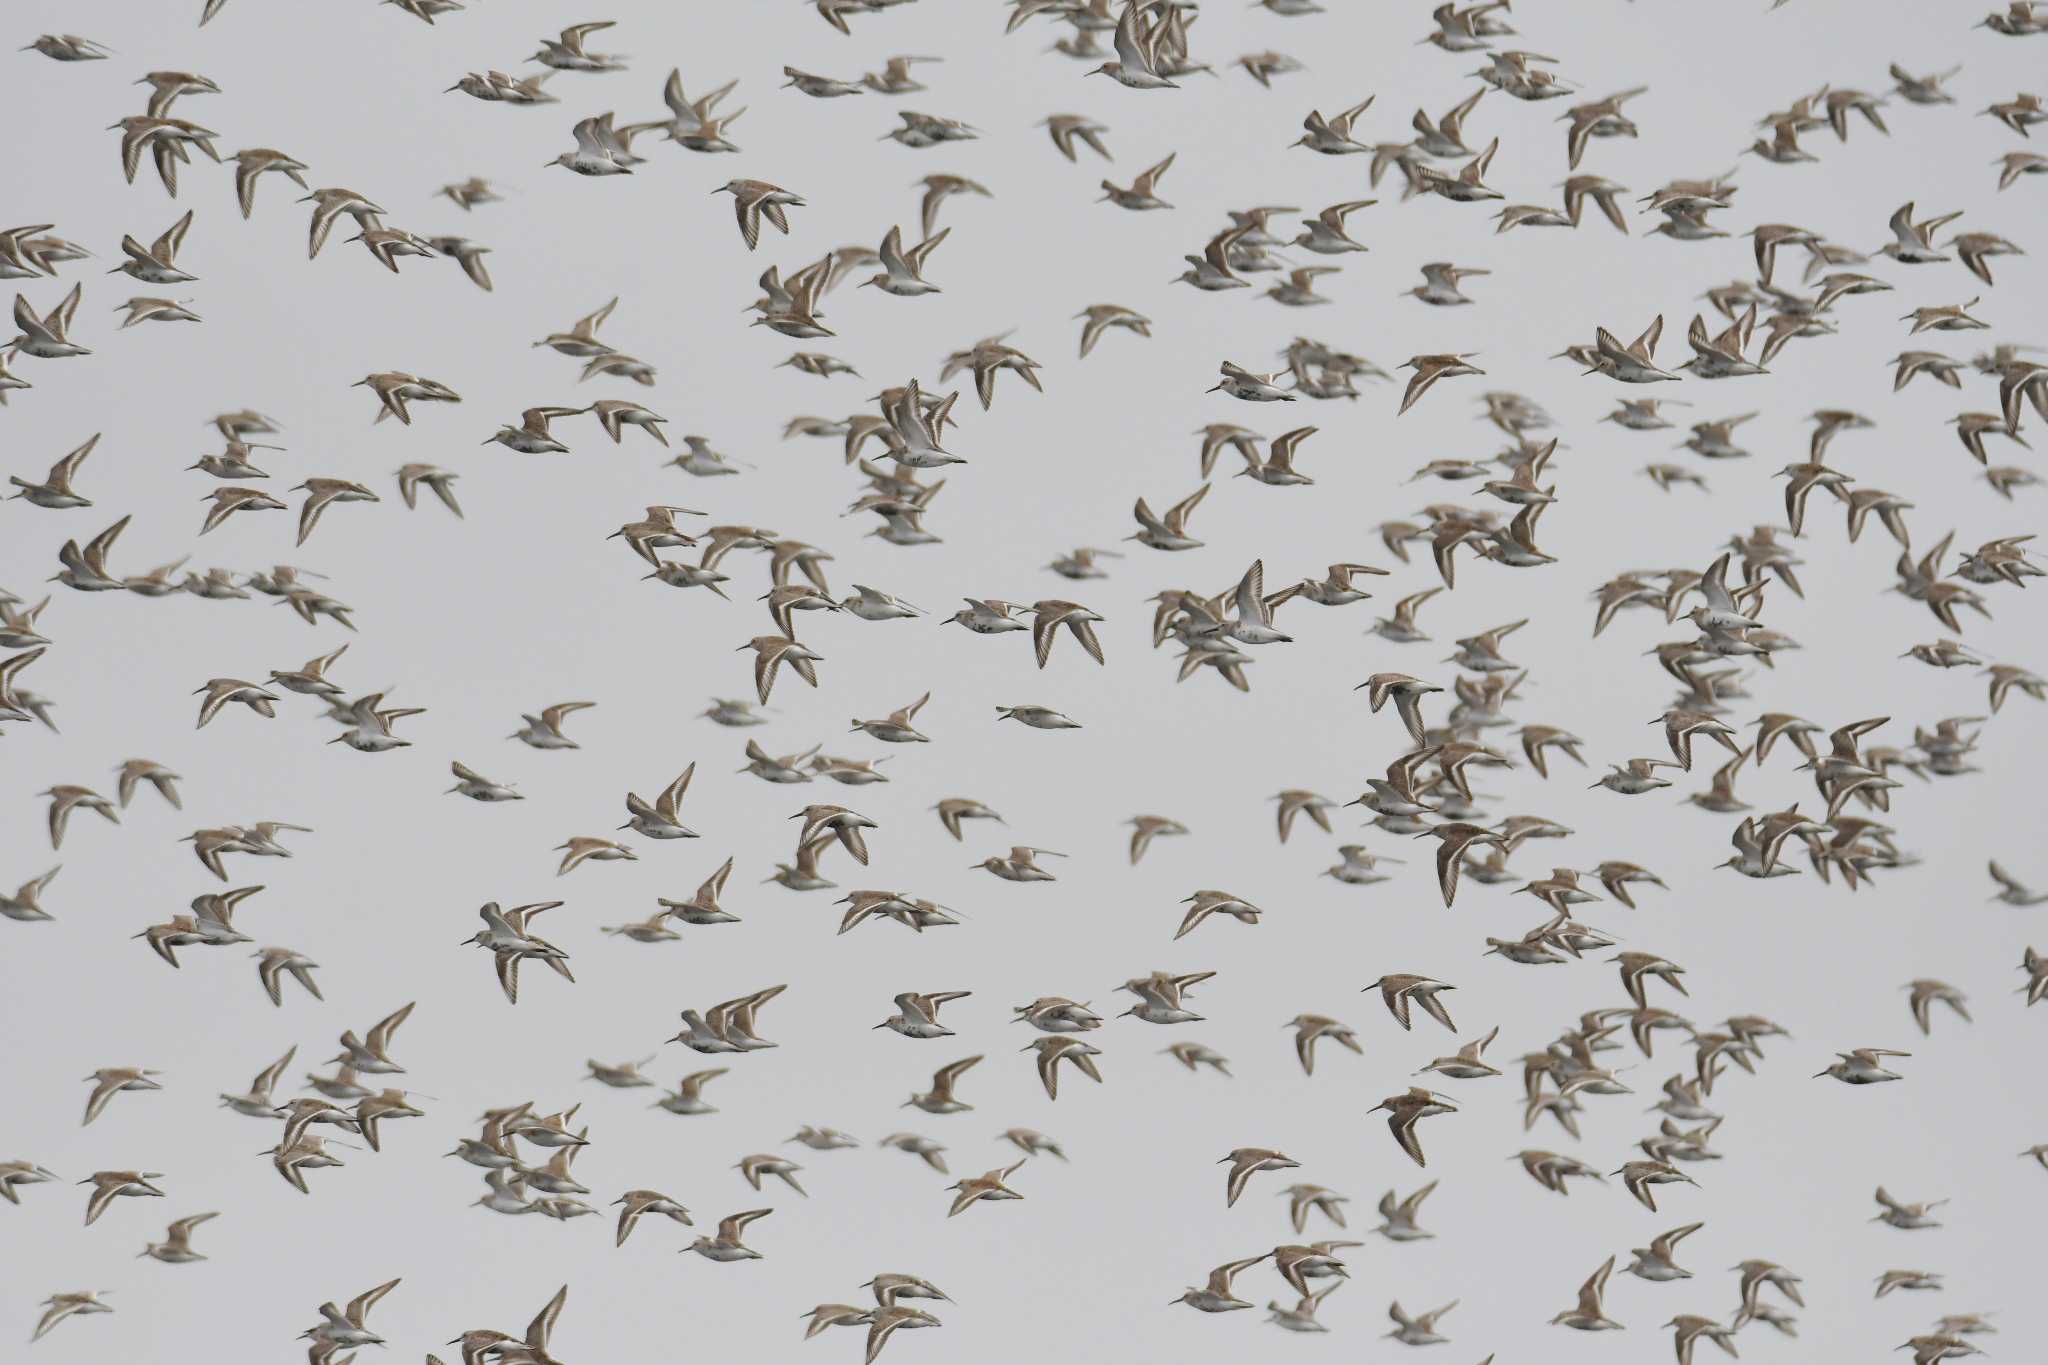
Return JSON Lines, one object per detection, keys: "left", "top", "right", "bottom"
{"left": 6, "top": 0, "right": 2048, "bottom": 1361}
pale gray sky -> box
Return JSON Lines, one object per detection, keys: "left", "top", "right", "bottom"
{"left": 5, "top": 0, "right": 2046, "bottom": 1361}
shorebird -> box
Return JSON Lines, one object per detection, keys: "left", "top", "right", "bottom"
{"left": 1615, "top": 1158, "right": 1698, "bottom": 1211}
{"left": 1587, "top": 861, "right": 1664, "bottom": 908}
{"left": 1358, "top": 673, "right": 1442, "bottom": 743}
{"left": 1024, "top": 1036, "right": 1104, "bottom": 1098}
{"left": 1115, "top": 815, "right": 1186, "bottom": 865}
{"left": 685, "top": 1207, "right": 771, "bottom": 1259}
{"left": 32, "top": 1292, "right": 114, "bottom": 1341}
{"left": 12, "top": 284, "right": 90, "bottom": 358}
{"left": 1552, "top": 1255, "right": 1624, "bottom": 1330}
{"left": 611, "top": 1191, "right": 691, "bottom": 1248}
{"left": 513, "top": 701, "right": 595, "bottom": 749}
{"left": 1236, "top": 423, "right": 1322, "bottom": 481}
{"left": 1892, "top": 63, "right": 1960, "bottom": 103}
{"left": 1875, "top": 1269, "right": 1944, "bottom": 1298}
{"left": 904, "top": 1055, "right": 981, "bottom": 1113}
{"left": 294, "top": 189, "right": 383, "bottom": 261}
{"left": 291, "top": 478, "right": 377, "bottom": 545}
{"left": 1221, "top": 1148, "right": 1300, "bottom": 1206}
{"left": 1372, "top": 1181, "right": 1439, "bottom": 1240}
{"left": 1681, "top": 308, "right": 1767, "bottom": 378}
{"left": 1413, "top": 1026, "right": 1498, "bottom": 1080}
{"left": 43, "top": 784, "right": 119, "bottom": 846}
{"left": 717, "top": 180, "right": 805, "bottom": 250}
{"left": 1111, "top": 968, "right": 1207, "bottom": 1026}
{"left": 1996, "top": 149, "right": 2048, "bottom": 189}
{"left": 531, "top": 20, "right": 626, "bottom": 71}
{"left": 1268, "top": 1283, "right": 1341, "bottom": 1333}
{"left": 877, "top": 1135, "right": 947, "bottom": 1176}
{"left": 1087, "top": 1, "right": 1181, "bottom": 88}
{"left": 542, "top": 114, "right": 635, "bottom": 175}
{"left": 1129, "top": 484, "right": 1208, "bottom": 551}
{"left": 1409, "top": 261, "right": 1490, "bottom": 307}
{"left": 1906, "top": 979, "right": 1971, "bottom": 1034}
{"left": 11, "top": 433, "right": 99, "bottom": 508}
{"left": 436, "top": 176, "right": 501, "bottom": 212}
{"left": 1413, "top": 87, "right": 1486, "bottom": 155}
{"left": 446, "top": 761, "right": 521, "bottom": 803}
{"left": 1585, "top": 315, "right": 1679, "bottom": 383}
{"left": 970, "top": 845, "right": 1060, "bottom": 882}
{"left": 1100, "top": 153, "right": 1176, "bottom": 210}
{"left": 1370, "top": 975, "right": 1459, "bottom": 1032}
{"left": 112, "top": 211, "right": 198, "bottom": 285}
{"left": 82, "top": 1067, "right": 162, "bottom": 1126}
{"left": 735, "top": 1153, "right": 807, "bottom": 1197}
{"left": 1387, "top": 1300, "right": 1458, "bottom": 1346}
{"left": 1016, "top": 997, "right": 1102, "bottom": 1034}
{"left": 1731, "top": 1259, "right": 1805, "bottom": 1325}
{"left": 332, "top": 1002, "right": 413, "bottom": 1075}
{"left": 1279, "top": 1184, "right": 1348, "bottom": 1233}
{"left": 1, "top": 865, "right": 61, "bottom": 923}
{"left": 1171, "top": 1254, "right": 1270, "bottom": 1312}
{"left": 1817, "top": 1048, "right": 1910, "bottom": 1084}
{"left": 946, "top": 1161, "right": 1025, "bottom": 1216}
{"left": 266, "top": 642, "right": 350, "bottom": 699}
{"left": 227, "top": 148, "right": 309, "bottom": 218}
{"left": 1075, "top": 303, "right": 1150, "bottom": 357}
{"left": 556, "top": 835, "right": 637, "bottom": 874}
{"left": 1176, "top": 889, "right": 1261, "bottom": 939}
{"left": 1210, "top": 361, "right": 1296, "bottom": 401}
{"left": 792, "top": 804, "right": 875, "bottom": 866}
{"left": 654, "top": 1068, "right": 727, "bottom": 1115}
{"left": 1047, "top": 546, "right": 1122, "bottom": 580}
{"left": 1416, "top": 135, "right": 1504, "bottom": 202}
{"left": 1415, "top": 822, "right": 1508, "bottom": 906}
{"left": 1627, "top": 1222, "right": 1702, "bottom": 1281}
{"left": 1666, "top": 1314, "right": 1740, "bottom": 1364}
{"left": 388, "top": 463, "right": 465, "bottom": 519}
{"left": 1292, "top": 201, "right": 1376, "bottom": 257}
{"left": 1028, "top": 600, "right": 1106, "bottom": 667}
{"left": 920, "top": 797, "right": 1000, "bottom": 843}
{"left": 1399, "top": 355, "right": 1485, "bottom": 413}
{"left": 622, "top": 764, "right": 698, "bottom": 838}
{"left": 915, "top": 174, "right": 991, "bottom": 236}
{"left": 1272, "top": 1240, "right": 1356, "bottom": 1298}
{"left": 254, "top": 947, "right": 323, "bottom": 1005}
{"left": 1365, "top": 587, "right": 1441, "bottom": 644}
{"left": 864, "top": 54, "right": 941, "bottom": 93}
{"left": 1271, "top": 1014, "right": 1361, "bottom": 1079}
{"left": 486, "top": 405, "right": 583, "bottom": 455}
{"left": 1176, "top": 226, "right": 1252, "bottom": 291}
{"left": 1880, "top": 202, "right": 1963, "bottom": 265}
{"left": 1562, "top": 87, "right": 1647, "bottom": 166}
{"left": 1873, "top": 1186, "right": 1947, "bottom": 1229}
{"left": 852, "top": 1306, "right": 938, "bottom": 1361}
{"left": 878, "top": 990, "right": 970, "bottom": 1039}
{"left": 1594, "top": 758, "right": 1681, "bottom": 795}
{"left": 534, "top": 297, "right": 619, "bottom": 356}
{"left": 81, "top": 1170, "right": 165, "bottom": 1226}
{"left": 1296, "top": 97, "right": 1374, "bottom": 154}
{"left": 1041, "top": 113, "right": 1113, "bottom": 163}
{"left": 863, "top": 226, "right": 948, "bottom": 296}
{"left": 1904, "top": 298, "right": 1988, "bottom": 333}
{"left": 1991, "top": 861, "right": 2048, "bottom": 905}
{"left": 27, "top": 35, "right": 113, "bottom": 61}
{"left": 1371, "top": 1088, "right": 1457, "bottom": 1165}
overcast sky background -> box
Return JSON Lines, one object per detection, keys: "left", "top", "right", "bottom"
{"left": 4, "top": 0, "right": 2046, "bottom": 1360}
